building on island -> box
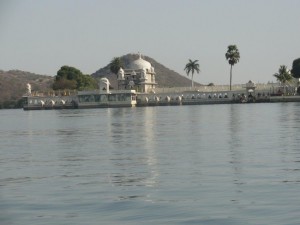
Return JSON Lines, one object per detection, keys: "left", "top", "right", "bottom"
{"left": 24, "top": 52, "right": 299, "bottom": 110}
{"left": 117, "top": 53, "right": 157, "bottom": 93}
{"left": 244, "top": 80, "right": 256, "bottom": 93}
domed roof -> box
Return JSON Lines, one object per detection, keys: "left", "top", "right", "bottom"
{"left": 128, "top": 54, "right": 152, "bottom": 70}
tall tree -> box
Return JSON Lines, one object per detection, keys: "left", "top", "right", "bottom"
{"left": 184, "top": 59, "right": 200, "bottom": 88}
{"left": 273, "top": 65, "right": 293, "bottom": 85}
{"left": 225, "top": 45, "right": 240, "bottom": 91}
{"left": 109, "top": 57, "right": 124, "bottom": 75}
{"left": 291, "top": 58, "right": 300, "bottom": 79}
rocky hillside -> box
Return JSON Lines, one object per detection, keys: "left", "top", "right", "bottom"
{"left": 0, "top": 70, "right": 53, "bottom": 108}
{"left": 92, "top": 53, "right": 198, "bottom": 89}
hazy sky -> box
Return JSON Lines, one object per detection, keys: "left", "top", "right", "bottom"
{"left": 1, "top": 0, "right": 300, "bottom": 85}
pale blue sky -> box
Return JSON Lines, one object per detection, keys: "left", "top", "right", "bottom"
{"left": 1, "top": 0, "right": 300, "bottom": 85}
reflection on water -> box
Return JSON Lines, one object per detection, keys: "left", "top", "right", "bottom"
{"left": 228, "top": 104, "right": 242, "bottom": 150}
{"left": 228, "top": 105, "right": 250, "bottom": 200}
{"left": 108, "top": 107, "right": 159, "bottom": 188}
{"left": 1, "top": 104, "right": 300, "bottom": 225}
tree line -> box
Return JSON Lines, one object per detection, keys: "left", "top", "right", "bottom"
{"left": 184, "top": 45, "right": 240, "bottom": 90}
{"left": 52, "top": 51, "right": 300, "bottom": 92}
{"left": 184, "top": 45, "right": 300, "bottom": 90}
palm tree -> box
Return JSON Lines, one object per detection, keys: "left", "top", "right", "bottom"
{"left": 273, "top": 65, "right": 293, "bottom": 85}
{"left": 225, "top": 45, "right": 240, "bottom": 91}
{"left": 184, "top": 59, "right": 200, "bottom": 88}
{"left": 109, "top": 57, "right": 124, "bottom": 75}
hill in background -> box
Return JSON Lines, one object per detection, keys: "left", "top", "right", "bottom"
{"left": 0, "top": 54, "right": 198, "bottom": 108}
{"left": 92, "top": 53, "right": 198, "bottom": 89}
{"left": 0, "top": 70, "right": 53, "bottom": 108}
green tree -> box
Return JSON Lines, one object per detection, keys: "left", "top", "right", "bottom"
{"left": 56, "top": 65, "right": 82, "bottom": 81}
{"left": 273, "top": 65, "right": 293, "bottom": 85}
{"left": 184, "top": 59, "right": 200, "bottom": 88}
{"left": 53, "top": 78, "right": 77, "bottom": 90}
{"left": 225, "top": 45, "right": 240, "bottom": 91}
{"left": 77, "top": 75, "right": 98, "bottom": 91}
{"left": 53, "top": 66, "right": 97, "bottom": 90}
{"left": 291, "top": 58, "right": 300, "bottom": 79}
{"left": 109, "top": 57, "right": 124, "bottom": 75}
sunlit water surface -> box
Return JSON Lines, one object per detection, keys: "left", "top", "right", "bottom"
{"left": 1, "top": 103, "right": 300, "bottom": 225}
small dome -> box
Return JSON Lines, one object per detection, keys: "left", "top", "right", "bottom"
{"left": 128, "top": 54, "right": 152, "bottom": 70}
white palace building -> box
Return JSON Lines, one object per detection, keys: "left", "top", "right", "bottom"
{"left": 23, "top": 53, "right": 297, "bottom": 110}
{"left": 117, "top": 53, "right": 157, "bottom": 93}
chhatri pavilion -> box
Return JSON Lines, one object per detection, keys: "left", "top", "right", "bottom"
{"left": 117, "top": 53, "right": 157, "bottom": 93}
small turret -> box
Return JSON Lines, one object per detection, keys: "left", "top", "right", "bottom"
{"left": 26, "top": 83, "right": 31, "bottom": 95}
{"left": 99, "top": 78, "right": 110, "bottom": 93}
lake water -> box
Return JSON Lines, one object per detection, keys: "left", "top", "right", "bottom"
{"left": 1, "top": 103, "right": 300, "bottom": 225}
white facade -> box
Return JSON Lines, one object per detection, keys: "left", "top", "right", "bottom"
{"left": 117, "top": 53, "right": 157, "bottom": 93}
